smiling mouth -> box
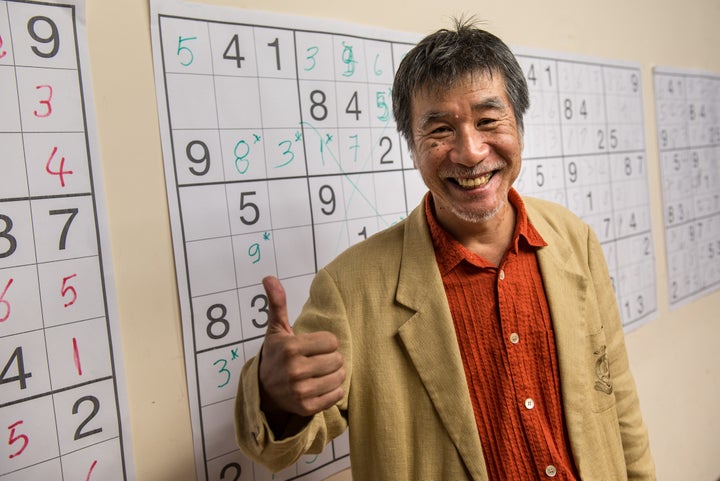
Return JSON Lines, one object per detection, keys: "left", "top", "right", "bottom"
{"left": 455, "top": 171, "right": 494, "bottom": 189}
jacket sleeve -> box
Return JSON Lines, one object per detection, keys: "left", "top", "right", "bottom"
{"left": 233, "top": 268, "right": 350, "bottom": 473}
{"left": 586, "top": 226, "right": 656, "bottom": 480}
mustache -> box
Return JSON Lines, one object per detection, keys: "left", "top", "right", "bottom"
{"left": 439, "top": 162, "right": 506, "bottom": 178}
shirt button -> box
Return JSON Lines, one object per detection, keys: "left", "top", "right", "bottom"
{"left": 499, "top": 269, "right": 505, "bottom": 280}
{"left": 545, "top": 465, "right": 557, "bottom": 477}
{"left": 524, "top": 398, "right": 535, "bottom": 409}
{"left": 509, "top": 332, "right": 520, "bottom": 344}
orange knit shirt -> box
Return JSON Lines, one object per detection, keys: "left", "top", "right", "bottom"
{"left": 425, "top": 189, "right": 580, "bottom": 480}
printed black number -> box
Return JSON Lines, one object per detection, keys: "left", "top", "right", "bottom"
{"left": 318, "top": 185, "right": 336, "bottom": 215}
{"left": 73, "top": 395, "right": 102, "bottom": 440}
{"left": 535, "top": 164, "right": 545, "bottom": 187}
{"left": 220, "top": 462, "right": 242, "bottom": 481}
{"left": 309, "top": 90, "right": 328, "bottom": 121}
{"left": 186, "top": 140, "right": 210, "bottom": 176}
{"left": 379, "top": 136, "right": 394, "bottom": 164}
{"left": 345, "top": 91, "right": 361, "bottom": 120}
{"left": 251, "top": 293, "right": 268, "bottom": 328}
{"left": 49, "top": 208, "right": 78, "bottom": 250}
{"left": 0, "top": 347, "right": 32, "bottom": 389}
{"left": 223, "top": 34, "right": 245, "bottom": 68}
{"left": 206, "top": 303, "right": 230, "bottom": 340}
{"left": 27, "top": 16, "right": 59, "bottom": 58}
{"left": 567, "top": 161, "right": 578, "bottom": 183}
{"left": 267, "top": 38, "right": 280, "bottom": 70}
{"left": 0, "top": 214, "right": 17, "bottom": 259}
{"left": 239, "top": 191, "right": 259, "bottom": 225}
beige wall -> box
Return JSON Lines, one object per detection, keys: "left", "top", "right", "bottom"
{"left": 85, "top": 0, "right": 720, "bottom": 480}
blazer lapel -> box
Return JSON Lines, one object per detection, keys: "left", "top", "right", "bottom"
{"left": 394, "top": 206, "right": 488, "bottom": 481}
{"left": 528, "top": 203, "right": 590, "bottom": 425}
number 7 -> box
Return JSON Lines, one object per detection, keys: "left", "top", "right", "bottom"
{"left": 49, "top": 208, "right": 78, "bottom": 250}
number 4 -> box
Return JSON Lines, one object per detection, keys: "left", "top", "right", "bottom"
{"left": 223, "top": 34, "right": 244, "bottom": 68}
{"left": 45, "top": 146, "right": 74, "bottom": 187}
{"left": 0, "top": 347, "right": 32, "bottom": 390}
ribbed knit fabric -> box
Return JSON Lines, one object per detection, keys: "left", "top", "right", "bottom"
{"left": 425, "top": 190, "right": 580, "bottom": 480}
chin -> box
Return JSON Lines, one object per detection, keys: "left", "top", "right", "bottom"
{"left": 450, "top": 202, "right": 503, "bottom": 223}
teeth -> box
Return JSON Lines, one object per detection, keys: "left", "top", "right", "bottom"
{"left": 457, "top": 172, "right": 492, "bottom": 188}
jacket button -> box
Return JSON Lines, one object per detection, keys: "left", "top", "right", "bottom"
{"left": 524, "top": 398, "right": 535, "bottom": 409}
{"left": 545, "top": 465, "right": 557, "bottom": 477}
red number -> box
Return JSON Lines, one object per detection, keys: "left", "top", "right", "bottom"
{"left": 33, "top": 84, "right": 53, "bottom": 118}
{"left": 73, "top": 337, "right": 83, "bottom": 375}
{"left": 61, "top": 274, "right": 77, "bottom": 307}
{"left": 7, "top": 420, "right": 29, "bottom": 459}
{"left": 45, "top": 146, "right": 73, "bottom": 187}
{"left": 0, "top": 35, "right": 6, "bottom": 59}
{"left": 85, "top": 460, "right": 98, "bottom": 481}
{"left": 0, "top": 278, "right": 12, "bottom": 322}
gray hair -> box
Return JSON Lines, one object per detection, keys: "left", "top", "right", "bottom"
{"left": 392, "top": 17, "right": 529, "bottom": 150}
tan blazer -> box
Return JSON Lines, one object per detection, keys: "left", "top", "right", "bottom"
{"left": 235, "top": 195, "right": 656, "bottom": 480}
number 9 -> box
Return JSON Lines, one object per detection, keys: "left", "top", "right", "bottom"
{"left": 27, "top": 16, "right": 60, "bottom": 58}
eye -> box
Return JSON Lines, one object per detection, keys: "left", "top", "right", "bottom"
{"left": 477, "top": 118, "right": 498, "bottom": 127}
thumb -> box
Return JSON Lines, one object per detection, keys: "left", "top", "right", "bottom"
{"left": 262, "top": 275, "right": 293, "bottom": 336}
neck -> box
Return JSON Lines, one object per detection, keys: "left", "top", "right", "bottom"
{"left": 438, "top": 202, "right": 516, "bottom": 266}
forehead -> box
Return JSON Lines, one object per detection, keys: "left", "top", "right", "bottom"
{"left": 410, "top": 71, "right": 508, "bottom": 116}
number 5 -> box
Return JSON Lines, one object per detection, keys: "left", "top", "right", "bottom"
{"left": 61, "top": 274, "right": 78, "bottom": 307}
{"left": 7, "top": 420, "right": 29, "bottom": 459}
{"left": 177, "top": 35, "right": 196, "bottom": 66}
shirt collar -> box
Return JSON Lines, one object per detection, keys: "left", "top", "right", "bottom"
{"left": 425, "top": 188, "right": 547, "bottom": 275}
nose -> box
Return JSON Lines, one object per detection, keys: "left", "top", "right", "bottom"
{"left": 448, "top": 127, "right": 490, "bottom": 167}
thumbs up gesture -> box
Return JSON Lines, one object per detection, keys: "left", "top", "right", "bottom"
{"left": 258, "top": 276, "right": 346, "bottom": 418}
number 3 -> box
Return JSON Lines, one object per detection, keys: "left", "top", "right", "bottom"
{"left": 33, "top": 84, "right": 53, "bottom": 118}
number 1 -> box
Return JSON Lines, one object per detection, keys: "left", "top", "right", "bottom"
{"left": 267, "top": 38, "right": 280, "bottom": 70}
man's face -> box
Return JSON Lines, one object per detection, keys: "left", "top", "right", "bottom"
{"left": 409, "top": 72, "right": 523, "bottom": 230}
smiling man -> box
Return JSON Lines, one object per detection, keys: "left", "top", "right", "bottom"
{"left": 234, "top": 18, "right": 656, "bottom": 481}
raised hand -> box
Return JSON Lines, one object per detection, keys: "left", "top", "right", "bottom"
{"left": 258, "top": 276, "right": 346, "bottom": 418}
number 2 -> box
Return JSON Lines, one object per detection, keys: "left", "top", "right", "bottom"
{"left": 73, "top": 395, "right": 102, "bottom": 440}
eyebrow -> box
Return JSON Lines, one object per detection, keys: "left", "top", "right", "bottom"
{"left": 417, "top": 96, "right": 508, "bottom": 130}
